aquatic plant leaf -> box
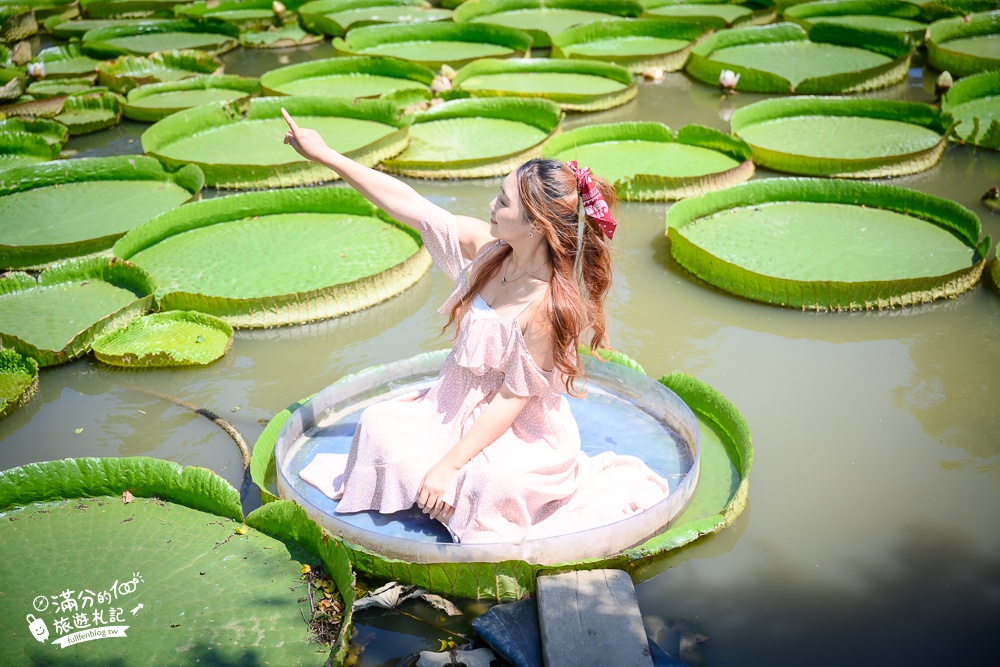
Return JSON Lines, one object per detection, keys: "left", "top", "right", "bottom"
{"left": 544, "top": 121, "right": 753, "bottom": 201}
{"left": 52, "top": 92, "right": 124, "bottom": 135}
{"left": 174, "top": 0, "right": 286, "bottom": 32}
{"left": 942, "top": 69, "right": 1000, "bottom": 151}
{"left": 0, "top": 130, "right": 59, "bottom": 171}
{"left": 27, "top": 76, "right": 104, "bottom": 97}
{"left": 123, "top": 74, "right": 259, "bottom": 122}
{"left": 927, "top": 9, "right": 1000, "bottom": 77}
{"left": 299, "top": 0, "right": 453, "bottom": 37}
{"left": 382, "top": 96, "right": 562, "bottom": 179}
{"left": 0, "top": 347, "right": 38, "bottom": 419}
{"left": 82, "top": 18, "right": 241, "bottom": 58}
{"left": 32, "top": 43, "right": 101, "bottom": 78}
{"left": 0, "top": 156, "right": 203, "bottom": 269}
{"left": 113, "top": 186, "right": 431, "bottom": 327}
{"left": 260, "top": 55, "right": 434, "bottom": 98}
{"left": 453, "top": 0, "right": 643, "bottom": 48}
{"left": 0, "top": 257, "right": 155, "bottom": 366}
{"left": 0, "top": 116, "right": 68, "bottom": 146}
{"left": 96, "top": 49, "right": 224, "bottom": 94}
{"left": 0, "top": 4, "right": 38, "bottom": 42}
{"left": 45, "top": 16, "right": 148, "bottom": 38}
{"left": 239, "top": 22, "right": 324, "bottom": 48}
{"left": 644, "top": 0, "right": 775, "bottom": 27}
{"left": 730, "top": 96, "right": 953, "bottom": 177}
{"left": 550, "top": 17, "right": 712, "bottom": 73}
{"left": 92, "top": 310, "right": 234, "bottom": 367}
{"left": 334, "top": 20, "right": 532, "bottom": 69}
{"left": 784, "top": 0, "right": 927, "bottom": 39}
{"left": 667, "top": 178, "right": 990, "bottom": 310}
{"left": 578, "top": 344, "right": 645, "bottom": 374}
{"left": 451, "top": 57, "right": 635, "bottom": 112}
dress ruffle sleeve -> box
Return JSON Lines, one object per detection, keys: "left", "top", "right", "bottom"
{"left": 451, "top": 316, "right": 562, "bottom": 399}
{"left": 417, "top": 199, "right": 467, "bottom": 282}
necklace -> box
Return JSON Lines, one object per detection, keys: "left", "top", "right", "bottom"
{"left": 501, "top": 256, "right": 549, "bottom": 286}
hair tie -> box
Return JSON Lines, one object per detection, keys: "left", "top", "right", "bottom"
{"left": 567, "top": 160, "right": 616, "bottom": 240}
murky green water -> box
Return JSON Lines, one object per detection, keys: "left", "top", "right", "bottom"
{"left": 2, "top": 38, "right": 999, "bottom": 666}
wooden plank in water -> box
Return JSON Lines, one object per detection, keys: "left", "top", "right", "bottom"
{"left": 536, "top": 569, "right": 653, "bottom": 667}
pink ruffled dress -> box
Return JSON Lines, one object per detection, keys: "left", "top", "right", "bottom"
{"left": 299, "top": 201, "right": 671, "bottom": 544}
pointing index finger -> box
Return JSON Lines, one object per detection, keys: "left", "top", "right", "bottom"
{"left": 280, "top": 107, "right": 298, "bottom": 132}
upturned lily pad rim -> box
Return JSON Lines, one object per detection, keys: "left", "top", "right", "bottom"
{"left": 96, "top": 49, "right": 225, "bottom": 94}
{"left": 32, "top": 43, "right": 100, "bottom": 78}
{"left": 643, "top": 0, "right": 776, "bottom": 27}
{"left": 686, "top": 21, "right": 913, "bottom": 94}
{"left": 122, "top": 74, "right": 260, "bottom": 121}
{"left": 91, "top": 309, "right": 234, "bottom": 367}
{"left": 451, "top": 57, "right": 636, "bottom": 110}
{"left": 550, "top": 17, "right": 716, "bottom": 71}
{"left": 783, "top": 0, "right": 925, "bottom": 26}
{"left": 927, "top": 10, "right": 1000, "bottom": 77}
{"left": 941, "top": 69, "right": 1000, "bottom": 149}
{"left": 259, "top": 55, "right": 435, "bottom": 97}
{"left": 0, "top": 256, "right": 157, "bottom": 366}
{"left": 0, "top": 156, "right": 204, "bottom": 270}
{"left": 113, "top": 185, "right": 431, "bottom": 327}
{"left": 298, "top": 0, "right": 450, "bottom": 37}
{"left": 81, "top": 18, "right": 241, "bottom": 59}
{"left": 0, "top": 347, "right": 39, "bottom": 420}
{"left": 0, "top": 132, "right": 59, "bottom": 164}
{"left": 543, "top": 121, "right": 754, "bottom": 200}
{"left": 174, "top": 0, "right": 302, "bottom": 29}
{"left": 0, "top": 456, "right": 355, "bottom": 664}
{"left": 140, "top": 95, "right": 410, "bottom": 189}
{"left": 729, "top": 96, "right": 954, "bottom": 177}
{"left": 54, "top": 91, "right": 125, "bottom": 135}
{"left": 666, "top": 177, "right": 992, "bottom": 311}
{"left": 0, "top": 117, "right": 69, "bottom": 146}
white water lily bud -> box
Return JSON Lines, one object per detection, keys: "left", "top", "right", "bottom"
{"left": 272, "top": 1, "right": 286, "bottom": 17}
{"left": 430, "top": 74, "right": 452, "bottom": 94}
{"left": 26, "top": 61, "right": 45, "bottom": 78}
{"left": 642, "top": 67, "right": 665, "bottom": 82}
{"left": 935, "top": 70, "right": 953, "bottom": 96}
{"left": 719, "top": 69, "right": 740, "bottom": 90}
{"left": 439, "top": 64, "right": 457, "bottom": 81}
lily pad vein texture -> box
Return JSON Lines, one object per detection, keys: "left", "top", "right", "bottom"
{"left": 550, "top": 17, "right": 713, "bottom": 73}
{"left": 666, "top": 178, "right": 992, "bottom": 311}
{"left": 942, "top": 69, "right": 1000, "bottom": 150}
{"left": 333, "top": 20, "right": 533, "bottom": 69}
{"left": 52, "top": 92, "right": 126, "bottom": 136}
{"left": 299, "top": 0, "right": 454, "bottom": 37}
{"left": 686, "top": 21, "right": 913, "bottom": 94}
{"left": 0, "top": 156, "right": 204, "bottom": 270}
{"left": 123, "top": 74, "right": 261, "bottom": 122}
{"left": 382, "top": 96, "right": 563, "bottom": 178}
{"left": 0, "top": 257, "right": 156, "bottom": 366}
{"left": 259, "top": 55, "right": 435, "bottom": 98}
{"left": 96, "top": 49, "right": 225, "bottom": 94}
{"left": 92, "top": 310, "right": 234, "bottom": 366}
{"left": 81, "top": 18, "right": 242, "bottom": 58}
{"left": 453, "top": 0, "right": 644, "bottom": 49}
{"left": 0, "top": 457, "right": 355, "bottom": 665}
{"left": 451, "top": 57, "right": 636, "bottom": 111}
{"left": 543, "top": 121, "right": 753, "bottom": 200}
{"left": 0, "top": 347, "right": 38, "bottom": 419}
{"left": 141, "top": 95, "right": 410, "bottom": 189}
{"left": 729, "top": 96, "right": 953, "bottom": 177}
{"left": 783, "top": 0, "right": 927, "bottom": 38}
{"left": 927, "top": 9, "right": 1000, "bottom": 76}
{"left": 249, "top": 351, "right": 752, "bottom": 599}
{"left": 113, "top": 186, "right": 431, "bottom": 328}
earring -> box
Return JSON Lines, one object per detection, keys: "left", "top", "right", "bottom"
{"left": 529, "top": 231, "right": 534, "bottom": 238}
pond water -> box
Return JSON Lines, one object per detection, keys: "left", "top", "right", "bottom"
{"left": 2, "top": 39, "right": 999, "bottom": 667}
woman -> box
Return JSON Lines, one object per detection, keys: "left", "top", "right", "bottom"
{"left": 283, "top": 109, "right": 671, "bottom": 544}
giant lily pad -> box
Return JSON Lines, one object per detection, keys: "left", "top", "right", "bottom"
{"left": 0, "top": 116, "right": 68, "bottom": 147}
{"left": 96, "top": 49, "right": 224, "bottom": 94}
{"left": 26, "top": 75, "right": 104, "bottom": 97}
{"left": 784, "top": 0, "right": 927, "bottom": 39}
{"left": 383, "top": 96, "right": 562, "bottom": 178}
{"left": 550, "top": 17, "right": 713, "bottom": 73}
{"left": 251, "top": 350, "right": 752, "bottom": 599}
{"left": 259, "top": 55, "right": 434, "bottom": 98}
{"left": 0, "top": 130, "right": 59, "bottom": 171}
{"left": 942, "top": 69, "right": 1000, "bottom": 150}
{"left": 238, "top": 22, "right": 324, "bottom": 48}
{"left": 644, "top": 0, "right": 775, "bottom": 27}
{"left": 32, "top": 43, "right": 101, "bottom": 78}
{"left": 113, "top": 187, "right": 432, "bottom": 327}
{"left": 0, "top": 156, "right": 204, "bottom": 269}
{"left": 0, "top": 67, "right": 26, "bottom": 103}
{"left": 729, "top": 97, "right": 953, "bottom": 177}
{"left": 452, "top": 57, "right": 636, "bottom": 112}
{"left": 544, "top": 122, "right": 753, "bottom": 200}
{"left": 927, "top": 10, "right": 1000, "bottom": 77}
{"left": 0, "top": 257, "right": 155, "bottom": 366}
{"left": 78, "top": 0, "right": 194, "bottom": 18}
{"left": 0, "top": 457, "right": 355, "bottom": 664}
{"left": 52, "top": 91, "right": 124, "bottom": 134}
{"left": 333, "top": 21, "right": 533, "bottom": 69}
{"left": 7, "top": 0, "right": 75, "bottom": 21}
{"left": 453, "top": 0, "right": 643, "bottom": 49}
{"left": 44, "top": 16, "right": 149, "bottom": 38}
{"left": 299, "top": 0, "right": 453, "bottom": 37}
{"left": 92, "top": 310, "right": 234, "bottom": 366}
{"left": 666, "top": 178, "right": 991, "bottom": 310}
{"left": 174, "top": 0, "right": 290, "bottom": 31}
{"left": 0, "top": 347, "right": 38, "bottom": 419}
{"left": 0, "top": 4, "right": 38, "bottom": 41}
{"left": 123, "top": 74, "right": 259, "bottom": 122}
{"left": 686, "top": 21, "right": 913, "bottom": 93}
{"left": 81, "top": 18, "right": 241, "bottom": 58}
{"left": 141, "top": 96, "right": 409, "bottom": 189}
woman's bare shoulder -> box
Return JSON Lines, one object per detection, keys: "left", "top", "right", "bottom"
{"left": 521, "top": 293, "right": 556, "bottom": 372}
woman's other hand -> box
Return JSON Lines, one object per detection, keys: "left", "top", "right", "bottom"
{"left": 281, "top": 107, "right": 333, "bottom": 163}
{"left": 417, "top": 458, "right": 459, "bottom": 523}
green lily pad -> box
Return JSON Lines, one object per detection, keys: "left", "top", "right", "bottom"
{"left": 96, "top": 49, "right": 224, "bottom": 94}
{"left": 0, "top": 347, "right": 38, "bottom": 419}
{"left": 730, "top": 97, "right": 953, "bottom": 177}
{"left": 550, "top": 17, "right": 713, "bottom": 73}
{"left": 0, "top": 5, "right": 38, "bottom": 42}
{"left": 452, "top": 57, "right": 636, "bottom": 112}
{"left": 174, "top": 0, "right": 287, "bottom": 31}
{"left": 784, "top": 0, "right": 927, "bottom": 39}
{"left": 82, "top": 18, "right": 241, "bottom": 59}
{"left": 0, "top": 131, "right": 59, "bottom": 171}
{"left": 0, "top": 257, "right": 155, "bottom": 366}
{"left": 453, "top": 0, "right": 643, "bottom": 49}
{"left": 299, "top": 0, "right": 453, "bottom": 37}
{"left": 32, "top": 43, "right": 101, "bottom": 78}
{"left": 0, "top": 457, "right": 355, "bottom": 664}
{"left": 52, "top": 92, "right": 124, "bottom": 135}
{"left": 383, "top": 96, "right": 562, "bottom": 179}
{"left": 686, "top": 21, "right": 913, "bottom": 93}
{"left": 0, "top": 117, "right": 68, "bottom": 146}
{"left": 26, "top": 75, "right": 102, "bottom": 97}
{"left": 644, "top": 0, "right": 775, "bottom": 27}
{"left": 79, "top": 0, "right": 194, "bottom": 18}
{"left": 44, "top": 16, "right": 150, "bottom": 38}
{"left": 667, "top": 178, "right": 992, "bottom": 311}
{"left": 334, "top": 21, "right": 532, "bottom": 69}
{"left": 0, "top": 156, "right": 203, "bottom": 269}
{"left": 260, "top": 55, "right": 434, "bottom": 98}
{"left": 123, "top": 74, "right": 259, "bottom": 122}
{"left": 141, "top": 95, "right": 409, "bottom": 189}
{"left": 943, "top": 69, "right": 1000, "bottom": 150}
{"left": 927, "top": 10, "right": 1000, "bottom": 76}
{"left": 239, "top": 22, "right": 324, "bottom": 48}
{"left": 0, "top": 67, "right": 27, "bottom": 103}
{"left": 114, "top": 186, "right": 431, "bottom": 327}
{"left": 92, "top": 310, "right": 234, "bottom": 366}
{"left": 544, "top": 121, "right": 753, "bottom": 200}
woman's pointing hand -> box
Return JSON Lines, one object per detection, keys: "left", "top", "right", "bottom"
{"left": 281, "top": 107, "right": 333, "bottom": 163}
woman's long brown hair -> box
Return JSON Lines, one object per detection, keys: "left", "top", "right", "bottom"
{"left": 445, "top": 158, "right": 616, "bottom": 395}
